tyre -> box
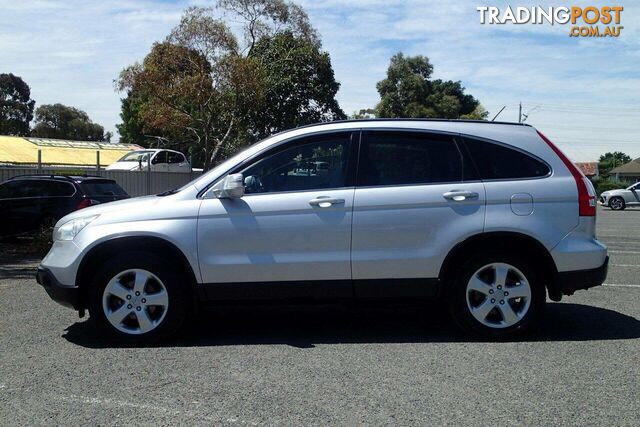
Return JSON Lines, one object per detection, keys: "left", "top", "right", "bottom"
{"left": 87, "top": 252, "right": 189, "bottom": 345}
{"left": 448, "top": 251, "right": 545, "bottom": 340}
{"left": 609, "top": 196, "right": 625, "bottom": 211}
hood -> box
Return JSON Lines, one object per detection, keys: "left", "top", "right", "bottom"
{"left": 105, "top": 161, "right": 143, "bottom": 171}
{"left": 55, "top": 195, "right": 159, "bottom": 227}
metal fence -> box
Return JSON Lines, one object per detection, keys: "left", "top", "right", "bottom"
{"left": 0, "top": 166, "right": 202, "bottom": 197}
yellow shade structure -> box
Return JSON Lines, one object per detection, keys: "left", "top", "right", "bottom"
{"left": 0, "top": 135, "right": 141, "bottom": 166}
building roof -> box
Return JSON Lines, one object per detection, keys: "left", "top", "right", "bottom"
{"left": 0, "top": 136, "right": 141, "bottom": 166}
{"left": 611, "top": 158, "right": 640, "bottom": 175}
{"left": 575, "top": 162, "right": 598, "bottom": 177}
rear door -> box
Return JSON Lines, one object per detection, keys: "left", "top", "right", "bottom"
{"left": 167, "top": 151, "right": 190, "bottom": 172}
{"left": 351, "top": 130, "right": 486, "bottom": 297}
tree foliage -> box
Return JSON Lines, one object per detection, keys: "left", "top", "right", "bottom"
{"left": 598, "top": 151, "right": 632, "bottom": 178}
{"left": 31, "top": 103, "right": 106, "bottom": 141}
{"left": 375, "top": 53, "right": 487, "bottom": 120}
{"left": 0, "top": 73, "right": 35, "bottom": 136}
{"left": 250, "top": 31, "right": 345, "bottom": 139}
{"left": 117, "top": 1, "right": 343, "bottom": 169}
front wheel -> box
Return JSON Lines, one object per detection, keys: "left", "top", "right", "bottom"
{"left": 88, "top": 252, "right": 189, "bottom": 344}
{"left": 609, "top": 197, "right": 625, "bottom": 210}
{"left": 448, "top": 252, "right": 545, "bottom": 339}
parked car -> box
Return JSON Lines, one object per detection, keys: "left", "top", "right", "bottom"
{"left": 0, "top": 175, "right": 128, "bottom": 237}
{"left": 106, "top": 149, "right": 191, "bottom": 173}
{"left": 599, "top": 182, "right": 640, "bottom": 210}
{"left": 36, "top": 120, "right": 608, "bottom": 344}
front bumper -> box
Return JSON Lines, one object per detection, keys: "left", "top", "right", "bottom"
{"left": 549, "top": 256, "right": 609, "bottom": 301}
{"left": 36, "top": 266, "right": 81, "bottom": 310}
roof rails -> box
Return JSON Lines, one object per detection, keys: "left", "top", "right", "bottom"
{"left": 7, "top": 174, "right": 104, "bottom": 180}
{"left": 290, "top": 118, "right": 532, "bottom": 132}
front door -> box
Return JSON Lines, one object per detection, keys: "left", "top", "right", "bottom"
{"left": 351, "top": 130, "right": 486, "bottom": 297}
{"left": 197, "top": 131, "right": 358, "bottom": 299}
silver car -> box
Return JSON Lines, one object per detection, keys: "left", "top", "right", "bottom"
{"left": 36, "top": 120, "right": 609, "bottom": 343}
{"left": 600, "top": 182, "right": 640, "bottom": 210}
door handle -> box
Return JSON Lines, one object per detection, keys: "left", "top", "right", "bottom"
{"left": 309, "top": 197, "right": 345, "bottom": 207}
{"left": 443, "top": 190, "right": 479, "bottom": 201}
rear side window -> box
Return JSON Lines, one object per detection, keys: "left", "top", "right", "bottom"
{"left": 463, "top": 137, "right": 550, "bottom": 180}
{"left": 43, "top": 181, "right": 75, "bottom": 196}
{"left": 0, "top": 180, "right": 72, "bottom": 198}
{"left": 80, "top": 181, "right": 127, "bottom": 197}
{"left": 167, "top": 152, "right": 185, "bottom": 164}
{"left": 358, "top": 131, "right": 463, "bottom": 186}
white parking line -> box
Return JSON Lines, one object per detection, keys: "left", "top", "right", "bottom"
{"left": 611, "top": 264, "right": 640, "bottom": 268}
{"left": 603, "top": 283, "right": 640, "bottom": 288}
{"left": 608, "top": 250, "right": 640, "bottom": 254}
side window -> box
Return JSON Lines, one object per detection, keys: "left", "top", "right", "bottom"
{"left": 241, "top": 132, "right": 353, "bottom": 194}
{"left": 167, "top": 152, "right": 185, "bottom": 164}
{"left": 44, "top": 181, "right": 75, "bottom": 197}
{"left": 464, "top": 137, "right": 550, "bottom": 180}
{"left": 0, "top": 181, "right": 23, "bottom": 198}
{"left": 152, "top": 151, "right": 168, "bottom": 164}
{"left": 358, "top": 131, "right": 463, "bottom": 186}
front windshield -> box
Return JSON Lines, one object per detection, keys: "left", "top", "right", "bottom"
{"left": 118, "top": 150, "right": 154, "bottom": 162}
{"left": 628, "top": 182, "right": 640, "bottom": 190}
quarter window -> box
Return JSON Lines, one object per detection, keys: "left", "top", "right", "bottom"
{"left": 241, "top": 132, "right": 353, "bottom": 194}
{"left": 358, "top": 131, "right": 463, "bottom": 186}
{"left": 464, "top": 137, "right": 550, "bottom": 180}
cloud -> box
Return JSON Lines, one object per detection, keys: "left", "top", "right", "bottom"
{"left": 1, "top": 0, "right": 638, "bottom": 161}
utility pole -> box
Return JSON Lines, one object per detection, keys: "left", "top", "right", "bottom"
{"left": 518, "top": 102, "right": 522, "bottom": 123}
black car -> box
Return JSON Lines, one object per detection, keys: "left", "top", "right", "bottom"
{"left": 0, "top": 175, "right": 129, "bottom": 237}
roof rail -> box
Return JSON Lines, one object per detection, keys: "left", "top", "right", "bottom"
{"left": 290, "top": 118, "right": 531, "bottom": 131}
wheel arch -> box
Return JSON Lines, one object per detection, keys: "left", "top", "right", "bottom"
{"left": 439, "top": 231, "right": 559, "bottom": 299}
{"left": 76, "top": 236, "right": 199, "bottom": 309}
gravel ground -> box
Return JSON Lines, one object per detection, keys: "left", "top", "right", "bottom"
{"left": 0, "top": 207, "right": 638, "bottom": 425}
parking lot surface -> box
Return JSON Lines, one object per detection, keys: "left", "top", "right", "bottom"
{"left": 0, "top": 207, "right": 638, "bottom": 425}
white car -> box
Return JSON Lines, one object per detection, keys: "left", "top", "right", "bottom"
{"left": 36, "top": 120, "right": 608, "bottom": 344}
{"left": 600, "top": 182, "right": 640, "bottom": 210}
{"left": 106, "top": 149, "right": 191, "bottom": 173}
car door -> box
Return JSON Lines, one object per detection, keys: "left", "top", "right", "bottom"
{"left": 351, "top": 130, "right": 486, "bottom": 297}
{"left": 151, "top": 151, "right": 169, "bottom": 172}
{"left": 197, "top": 131, "right": 358, "bottom": 300}
{"left": 167, "top": 151, "right": 190, "bottom": 173}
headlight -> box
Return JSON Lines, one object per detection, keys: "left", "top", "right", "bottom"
{"left": 53, "top": 215, "right": 99, "bottom": 241}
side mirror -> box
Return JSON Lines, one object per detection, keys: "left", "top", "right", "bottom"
{"left": 212, "top": 173, "right": 245, "bottom": 199}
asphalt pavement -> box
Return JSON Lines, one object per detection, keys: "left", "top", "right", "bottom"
{"left": 0, "top": 207, "right": 638, "bottom": 425}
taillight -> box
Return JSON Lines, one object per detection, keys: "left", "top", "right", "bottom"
{"left": 76, "top": 198, "right": 99, "bottom": 210}
{"left": 537, "top": 130, "right": 596, "bottom": 216}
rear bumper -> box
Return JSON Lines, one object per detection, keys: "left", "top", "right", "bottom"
{"left": 36, "top": 266, "right": 80, "bottom": 310}
{"left": 551, "top": 256, "right": 609, "bottom": 300}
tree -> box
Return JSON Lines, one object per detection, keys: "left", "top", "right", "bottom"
{"left": 375, "top": 53, "right": 487, "bottom": 120}
{"left": 116, "top": 2, "right": 343, "bottom": 169}
{"left": 249, "top": 31, "right": 345, "bottom": 139}
{"left": 0, "top": 73, "right": 35, "bottom": 136}
{"left": 598, "top": 151, "right": 632, "bottom": 178}
{"left": 31, "top": 104, "right": 106, "bottom": 141}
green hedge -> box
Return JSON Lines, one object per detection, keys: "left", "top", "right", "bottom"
{"left": 591, "top": 177, "right": 628, "bottom": 195}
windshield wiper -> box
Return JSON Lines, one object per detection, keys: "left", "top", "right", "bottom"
{"left": 157, "top": 188, "right": 180, "bottom": 197}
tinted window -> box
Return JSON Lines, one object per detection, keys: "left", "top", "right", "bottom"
{"left": 43, "top": 181, "right": 75, "bottom": 196}
{"left": 80, "top": 181, "right": 127, "bottom": 197}
{"left": 153, "top": 151, "right": 168, "bottom": 164}
{"left": 0, "top": 181, "right": 23, "bottom": 198}
{"left": 167, "top": 152, "right": 185, "bottom": 164}
{"left": 358, "top": 131, "right": 463, "bottom": 186}
{"left": 241, "top": 133, "right": 353, "bottom": 194}
{"left": 464, "top": 138, "right": 550, "bottom": 180}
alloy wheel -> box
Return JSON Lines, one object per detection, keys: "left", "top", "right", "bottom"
{"left": 102, "top": 269, "right": 169, "bottom": 335}
{"left": 465, "top": 262, "right": 531, "bottom": 329}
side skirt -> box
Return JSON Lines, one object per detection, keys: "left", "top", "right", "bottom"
{"left": 199, "top": 278, "right": 442, "bottom": 303}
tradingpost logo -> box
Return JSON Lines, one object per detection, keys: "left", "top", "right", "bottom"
{"left": 477, "top": 5, "right": 624, "bottom": 38}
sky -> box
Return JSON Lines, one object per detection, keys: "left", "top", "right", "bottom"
{"left": 1, "top": 0, "right": 638, "bottom": 161}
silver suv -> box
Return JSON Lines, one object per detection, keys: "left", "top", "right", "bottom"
{"left": 36, "top": 120, "right": 609, "bottom": 343}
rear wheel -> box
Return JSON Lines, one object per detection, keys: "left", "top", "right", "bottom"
{"left": 448, "top": 251, "right": 545, "bottom": 339}
{"left": 609, "top": 196, "right": 625, "bottom": 210}
{"left": 88, "top": 252, "right": 188, "bottom": 345}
